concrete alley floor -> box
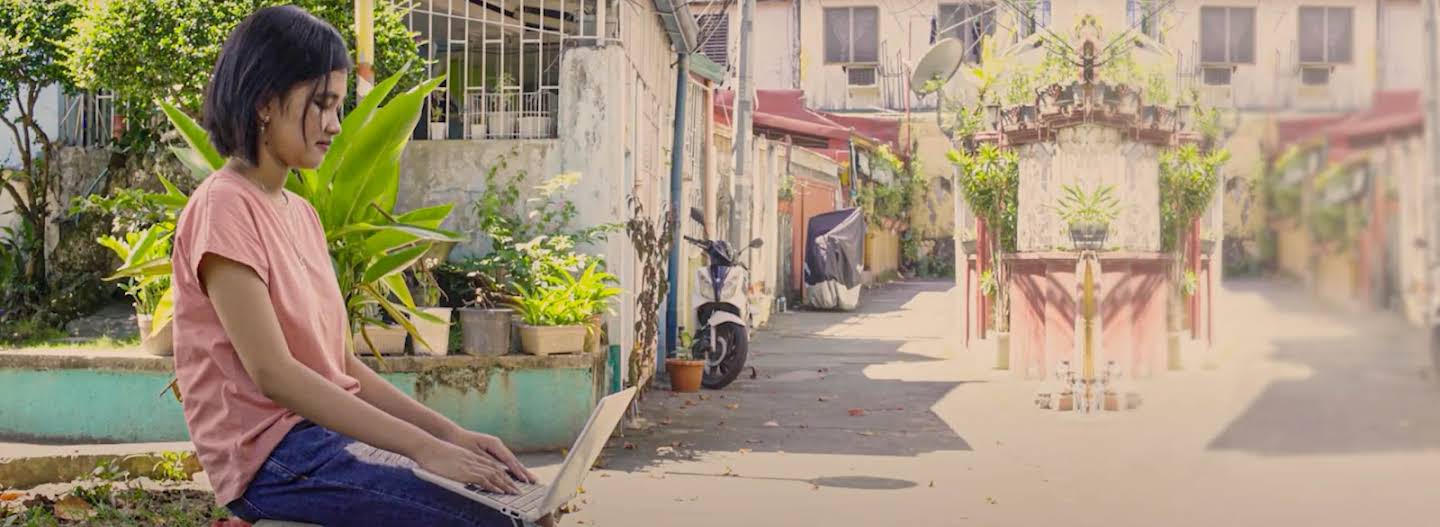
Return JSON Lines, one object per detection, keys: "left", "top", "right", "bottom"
{"left": 560, "top": 279, "right": 1440, "bottom": 527}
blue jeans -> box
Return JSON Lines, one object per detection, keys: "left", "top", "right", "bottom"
{"left": 227, "top": 421, "right": 522, "bottom": 527}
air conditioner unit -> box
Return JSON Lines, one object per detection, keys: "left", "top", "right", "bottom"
{"left": 847, "top": 65, "right": 877, "bottom": 87}
{"left": 1300, "top": 65, "right": 1332, "bottom": 86}
{"left": 1202, "top": 65, "right": 1233, "bottom": 86}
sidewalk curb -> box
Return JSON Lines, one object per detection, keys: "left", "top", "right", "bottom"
{"left": 0, "top": 443, "right": 199, "bottom": 489}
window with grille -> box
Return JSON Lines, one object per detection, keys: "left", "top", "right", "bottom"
{"left": 1200, "top": 6, "right": 1255, "bottom": 64}
{"left": 824, "top": 6, "right": 879, "bottom": 64}
{"left": 1126, "top": 0, "right": 1165, "bottom": 40}
{"left": 1016, "top": 0, "right": 1050, "bottom": 39}
{"left": 937, "top": 3, "right": 995, "bottom": 63}
{"left": 1299, "top": 6, "right": 1353, "bottom": 64}
{"left": 695, "top": 13, "right": 729, "bottom": 69}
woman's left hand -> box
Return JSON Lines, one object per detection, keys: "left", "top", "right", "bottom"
{"left": 442, "top": 428, "right": 538, "bottom": 484}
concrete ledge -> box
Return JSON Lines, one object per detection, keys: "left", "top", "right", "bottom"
{"left": 0, "top": 349, "right": 610, "bottom": 450}
{"left": 0, "top": 442, "right": 199, "bottom": 490}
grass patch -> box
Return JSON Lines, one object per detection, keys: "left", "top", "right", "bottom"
{"left": 21, "top": 336, "right": 141, "bottom": 350}
{"left": 0, "top": 316, "right": 68, "bottom": 349}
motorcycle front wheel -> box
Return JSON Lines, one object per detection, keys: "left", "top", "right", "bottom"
{"left": 696, "top": 322, "right": 749, "bottom": 389}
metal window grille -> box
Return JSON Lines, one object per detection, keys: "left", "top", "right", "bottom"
{"left": 405, "top": 0, "right": 613, "bottom": 140}
{"left": 695, "top": 13, "right": 729, "bottom": 69}
{"left": 57, "top": 91, "right": 115, "bottom": 148}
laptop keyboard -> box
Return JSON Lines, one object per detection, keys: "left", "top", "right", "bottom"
{"left": 465, "top": 481, "right": 548, "bottom": 510}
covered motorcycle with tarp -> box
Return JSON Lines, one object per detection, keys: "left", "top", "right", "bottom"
{"left": 804, "top": 207, "right": 865, "bottom": 311}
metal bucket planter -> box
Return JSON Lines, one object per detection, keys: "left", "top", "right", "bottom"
{"left": 459, "top": 308, "right": 513, "bottom": 356}
{"left": 1069, "top": 222, "right": 1109, "bottom": 251}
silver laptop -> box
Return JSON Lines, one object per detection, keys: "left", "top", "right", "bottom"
{"left": 414, "top": 387, "right": 637, "bottom": 523}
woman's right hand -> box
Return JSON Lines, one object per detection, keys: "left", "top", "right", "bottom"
{"left": 413, "top": 438, "right": 521, "bottom": 495}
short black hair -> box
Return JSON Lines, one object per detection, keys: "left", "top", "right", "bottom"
{"left": 202, "top": 5, "right": 352, "bottom": 165}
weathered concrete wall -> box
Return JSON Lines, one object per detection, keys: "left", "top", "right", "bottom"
{"left": 1016, "top": 125, "right": 1163, "bottom": 253}
{"left": 397, "top": 140, "right": 561, "bottom": 258}
{"left": 0, "top": 350, "right": 606, "bottom": 450}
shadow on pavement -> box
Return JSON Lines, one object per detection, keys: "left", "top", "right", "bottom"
{"left": 599, "top": 281, "right": 973, "bottom": 472}
{"left": 1208, "top": 279, "right": 1440, "bottom": 455}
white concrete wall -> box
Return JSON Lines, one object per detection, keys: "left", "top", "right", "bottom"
{"left": 0, "top": 85, "right": 62, "bottom": 233}
{"left": 1016, "top": 125, "right": 1163, "bottom": 253}
{"left": 1379, "top": 0, "right": 1423, "bottom": 91}
{"left": 1167, "top": 0, "right": 1379, "bottom": 112}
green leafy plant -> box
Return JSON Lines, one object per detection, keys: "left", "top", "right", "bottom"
{"left": 151, "top": 451, "right": 190, "bottom": 483}
{"left": 979, "top": 269, "right": 998, "bottom": 298}
{"left": 625, "top": 195, "right": 673, "bottom": 390}
{"left": 1051, "top": 184, "right": 1121, "bottom": 226}
{"left": 146, "top": 69, "right": 463, "bottom": 357}
{"left": 965, "top": 36, "right": 1007, "bottom": 104}
{"left": 97, "top": 225, "right": 173, "bottom": 316}
{"left": 949, "top": 144, "right": 1019, "bottom": 252}
{"left": 0, "top": 0, "right": 81, "bottom": 304}
{"left": 1180, "top": 270, "right": 1198, "bottom": 298}
{"left": 411, "top": 258, "right": 445, "bottom": 307}
{"left": 1160, "top": 145, "right": 1229, "bottom": 252}
{"left": 65, "top": 0, "right": 421, "bottom": 147}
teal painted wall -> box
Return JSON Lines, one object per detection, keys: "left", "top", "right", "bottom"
{"left": 0, "top": 366, "right": 597, "bottom": 450}
{"left": 0, "top": 369, "right": 188, "bottom": 443}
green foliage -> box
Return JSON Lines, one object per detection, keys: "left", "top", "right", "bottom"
{"left": 65, "top": 0, "right": 421, "bottom": 145}
{"left": 510, "top": 261, "right": 621, "bottom": 327}
{"left": 1051, "top": 184, "right": 1121, "bottom": 226}
{"left": 949, "top": 144, "right": 1019, "bottom": 252}
{"left": 979, "top": 269, "right": 997, "bottom": 298}
{"left": 154, "top": 70, "right": 462, "bottom": 356}
{"left": 1160, "top": 145, "right": 1229, "bottom": 252}
{"left": 1180, "top": 270, "right": 1198, "bottom": 298}
{"left": 97, "top": 225, "right": 173, "bottom": 315}
{"left": 944, "top": 102, "right": 988, "bottom": 140}
{"left": 0, "top": 222, "right": 44, "bottom": 316}
{"left": 0, "top": 0, "right": 79, "bottom": 101}
{"left": 70, "top": 188, "right": 174, "bottom": 235}
{"left": 966, "top": 36, "right": 1007, "bottom": 104}
{"left": 625, "top": 195, "right": 672, "bottom": 387}
{"left": 859, "top": 144, "right": 926, "bottom": 226}
{"left": 151, "top": 451, "right": 190, "bottom": 483}
{"left": 410, "top": 258, "right": 445, "bottom": 307}
{"left": 466, "top": 154, "right": 619, "bottom": 306}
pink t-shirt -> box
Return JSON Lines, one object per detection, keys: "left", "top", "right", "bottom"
{"left": 172, "top": 169, "right": 359, "bottom": 505}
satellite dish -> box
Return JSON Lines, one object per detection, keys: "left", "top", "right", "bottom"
{"left": 911, "top": 38, "right": 967, "bottom": 95}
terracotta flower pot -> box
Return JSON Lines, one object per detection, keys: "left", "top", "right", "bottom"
{"left": 517, "top": 324, "right": 586, "bottom": 356}
{"left": 666, "top": 359, "right": 705, "bottom": 393}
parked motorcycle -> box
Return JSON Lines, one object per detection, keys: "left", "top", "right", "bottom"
{"left": 683, "top": 208, "right": 763, "bottom": 389}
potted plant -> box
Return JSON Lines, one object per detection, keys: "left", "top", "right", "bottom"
{"left": 1052, "top": 184, "right": 1121, "bottom": 251}
{"left": 517, "top": 93, "right": 550, "bottom": 138}
{"left": 458, "top": 266, "right": 515, "bottom": 356}
{"left": 510, "top": 282, "right": 588, "bottom": 355}
{"left": 428, "top": 84, "right": 449, "bottom": 140}
{"left": 355, "top": 306, "right": 409, "bottom": 356}
{"left": 409, "top": 259, "right": 452, "bottom": 355}
{"left": 98, "top": 225, "right": 173, "bottom": 356}
{"left": 547, "top": 261, "right": 621, "bottom": 354}
{"left": 485, "top": 72, "right": 518, "bottom": 138}
{"left": 665, "top": 329, "right": 704, "bottom": 393}
{"left": 979, "top": 269, "right": 1008, "bottom": 369}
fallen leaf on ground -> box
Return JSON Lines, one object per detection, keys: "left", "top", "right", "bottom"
{"left": 722, "top": 466, "right": 738, "bottom": 477}
{"left": 894, "top": 407, "right": 905, "bottom": 411}
{"left": 699, "top": 394, "right": 712, "bottom": 401}
{"left": 738, "top": 448, "right": 751, "bottom": 454}
{"left": 745, "top": 439, "right": 763, "bottom": 444}
{"left": 0, "top": 491, "right": 23, "bottom": 502}
{"left": 857, "top": 431, "right": 876, "bottom": 436}
{"left": 656, "top": 446, "right": 676, "bottom": 456}
{"left": 719, "top": 395, "right": 727, "bottom": 399}
{"left": 660, "top": 417, "right": 672, "bottom": 425}
{"left": 623, "top": 442, "right": 636, "bottom": 450}
{"left": 986, "top": 497, "right": 998, "bottom": 505}
{"left": 53, "top": 495, "right": 95, "bottom": 521}
{"left": 600, "top": 473, "right": 612, "bottom": 478}
{"left": 811, "top": 483, "right": 820, "bottom": 491}
{"left": 798, "top": 424, "right": 809, "bottom": 429}
{"left": 818, "top": 396, "right": 833, "bottom": 402}
{"left": 683, "top": 400, "right": 697, "bottom": 407}
{"left": 763, "top": 420, "right": 780, "bottom": 427}
{"left": 671, "top": 441, "right": 682, "bottom": 448}
{"left": 818, "top": 368, "right": 829, "bottom": 373}
{"left": 725, "top": 403, "right": 740, "bottom": 410}
{"left": 848, "top": 408, "right": 867, "bottom": 417}
{"left": 929, "top": 481, "right": 936, "bottom": 488}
